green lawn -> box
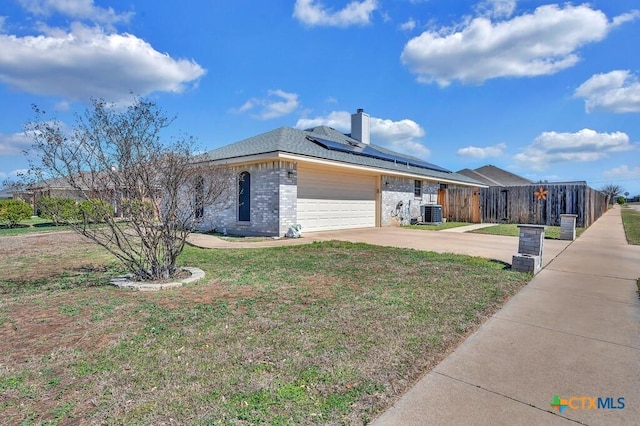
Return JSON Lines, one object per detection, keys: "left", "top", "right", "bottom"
{"left": 470, "top": 223, "right": 585, "bottom": 239}
{"left": 403, "top": 221, "right": 471, "bottom": 231}
{"left": 0, "top": 234, "right": 530, "bottom": 424}
{"left": 0, "top": 216, "right": 69, "bottom": 236}
{"left": 621, "top": 207, "right": 640, "bottom": 245}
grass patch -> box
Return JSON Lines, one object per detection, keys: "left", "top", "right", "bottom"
{"left": 0, "top": 216, "right": 70, "bottom": 236}
{"left": 19, "top": 217, "right": 51, "bottom": 226}
{"left": 621, "top": 207, "right": 640, "bottom": 245}
{"left": 0, "top": 233, "right": 530, "bottom": 424}
{"left": 1, "top": 263, "right": 123, "bottom": 296}
{"left": 470, "top": 223, "right": 585, "bottom": 239}
{"left": 403, "top": 221, "right": 472, "bottom": 231}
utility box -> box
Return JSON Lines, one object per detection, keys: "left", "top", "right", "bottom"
{"left": 421, "top": 204, "right": 442, "bottom": 224}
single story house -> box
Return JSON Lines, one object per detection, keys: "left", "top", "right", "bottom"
{"left": 13, "top": 174, "right": 134, "bottom": 217}
{"left": 12, "top": 176, "right": 87, "bottom": 215}
{"left": 193, "top": 109, "right": 484, "bottom": 236}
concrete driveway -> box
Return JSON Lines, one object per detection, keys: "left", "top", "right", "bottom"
{"left": 306, "top": 227, "right": 570, "bottom": 266}
{"left": 188, "top": 226, "right": 572, "bottom": 267}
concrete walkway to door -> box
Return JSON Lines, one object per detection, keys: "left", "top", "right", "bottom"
{"left": 372, "top": 205, "right": 640, "bottom": 425}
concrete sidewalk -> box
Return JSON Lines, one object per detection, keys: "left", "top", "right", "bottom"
{"left": 373, "top": 206, "right": 640, "bottom": 425}
{"left": 438, "top": 223, "right": 497, "bottom": 233}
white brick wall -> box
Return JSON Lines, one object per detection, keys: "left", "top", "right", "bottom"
{"left": 381, "top": 176, "right": 438, "bottom": 225}
{"left": 198, "top": 161, "right": 297, "bottom": 236}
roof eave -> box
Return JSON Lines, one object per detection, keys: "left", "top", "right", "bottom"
{"left": 200, "top": 151, "right": 486, "bottom": 187}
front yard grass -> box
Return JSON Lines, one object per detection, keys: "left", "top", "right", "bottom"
{"left": 0, "top": 232, "right": 530, "bottom": 424}
{"left": 470, "top": 223, "right": 585, "bottom": 239}
{"left": 0, "top": 216, "right": 69, "bottom": 236}
{"left": 621, "top": 207, "right": 640, "bottom": 245}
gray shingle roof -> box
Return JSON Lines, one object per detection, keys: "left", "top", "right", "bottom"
{"left": 458, "top": 165, "right": 532, "bottom": 187}
{"left": 200, "top": 126, "right": 483, "bottom": 186}
{"left": 0, "top": 187, "right": 13, "bottom": 198}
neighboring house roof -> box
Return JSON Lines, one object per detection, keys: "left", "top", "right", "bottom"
{"left": 25, "top": 171, "right": 127, "bottom": 192}
{"left": 0, "top": 187, "right": 13, "bottom": 198}
{"left": 200, "top": 126, "right": 484, "bottom": 186}
{"left": 532, "top": 181, "right": 587, "bottom": 186}
{"left": 29, "top": 176, "right": 80, "bottom": 190}
{"left": 457, "top": 165, "right": 532, "bottom": 187}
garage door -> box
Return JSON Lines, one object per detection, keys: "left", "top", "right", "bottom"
{"left": 297, "top": 166, "right": 376, "bottom": 232}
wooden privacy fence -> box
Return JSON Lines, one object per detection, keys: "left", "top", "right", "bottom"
{"left": 444, "top": 184, "right": 607, "bottom": 227}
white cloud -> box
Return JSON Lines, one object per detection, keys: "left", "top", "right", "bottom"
{"left": 18, "top": 0, "right": 132, "bottom": 26}
{"left": 296, "top": 110, "right": 351, "bottom": 130}
{"left": 0, "top": 132, "right": 32, "bottom": 156}
{"left": 293, "top": 0, "right": 378, "bottom": 27}
{"left": 612, "top": 10, "right": 640, "bottom": 27}
{"left": 475, "top": 0, "right": 517, "bottom": 19}
{"left": 603, "top": 165, "right": 640, "bottom": 178}
{"left": 234, "top": 90, "right": 300, "bottom": 119}
{"left": 401, "top": 4, "right": 629, "bottom": 86}
{"left": 400, "top": 18, "right": 417, "bottom": 31}
{"left": 514, "top": 129, "right": 635, "bottom": 171}
{"left": 457, "top": 143, "right": 506, "bottom": 158}
{"left": 0, "top": 23, "right": 206, "bottom": 103}
{"left": 574, "top": 70, "right": 640, "bottom": 113}
{"left": 295, "top": 110, "right": 430, "bottom": 157}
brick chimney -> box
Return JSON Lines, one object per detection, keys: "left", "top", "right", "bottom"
{"left": 351, "top": 108, "right": 370, "bottom": 145}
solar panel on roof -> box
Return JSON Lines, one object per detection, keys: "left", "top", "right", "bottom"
{"left": 307, "top": 136, "right": 451, "bottom": 173}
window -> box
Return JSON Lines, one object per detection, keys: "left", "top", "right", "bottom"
{"left": 238, "top": 171, "right": 251, "bottom": 222}
{"left": 194, "top": 176, "right": 204, "bottom": 219}
{"left": 414, "top": 180, "right": 422, "bottom": 198}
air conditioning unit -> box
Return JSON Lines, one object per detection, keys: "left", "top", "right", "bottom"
{"left": 421, "top": 204, "right": 442, "bottom": 224}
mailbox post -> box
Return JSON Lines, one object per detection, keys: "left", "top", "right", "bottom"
{"left": 512, "top": 224, "right": 546, "bottom": 274}
{"left": 560, "top": 214, "right": 578, "bottom": 241}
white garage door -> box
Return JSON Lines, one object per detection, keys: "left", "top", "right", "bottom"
{"left": 297, "top": 166, "right": 376, "bottom": 232}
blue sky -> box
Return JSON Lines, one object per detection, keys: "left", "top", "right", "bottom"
{"left": 1, "top": 0, "right": 639, "bottom": 195}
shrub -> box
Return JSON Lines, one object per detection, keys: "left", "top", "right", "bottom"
{"left": 617, "top": 196, "right": 626, "bottom": 205}
{"left": 0, "top": 199, "right": 33, "bottom": 228}
{"left": 24, "top": 97, "right": 232, "bottom": 281}
{"left": 78, "top": 199, "right": 114, "bottom": 223}
{"left": 37, "top": 197, "right": 79, "bottom": 225}
{"left": 121, "top": 199, "right": 155, "bottom": 220}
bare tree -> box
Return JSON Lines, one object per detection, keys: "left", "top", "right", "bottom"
{"left": 600, "top": 183, "right": 623, "bottom": 206}
{"left": 24, "top": 98, "right": 232, "bottom": 280}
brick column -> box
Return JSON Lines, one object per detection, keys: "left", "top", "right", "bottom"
{"left": 559, "top": 214, "right": 578, "bottom": 240}
{"left": 512, "top": 224, "right": 546, "bottom": 274}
